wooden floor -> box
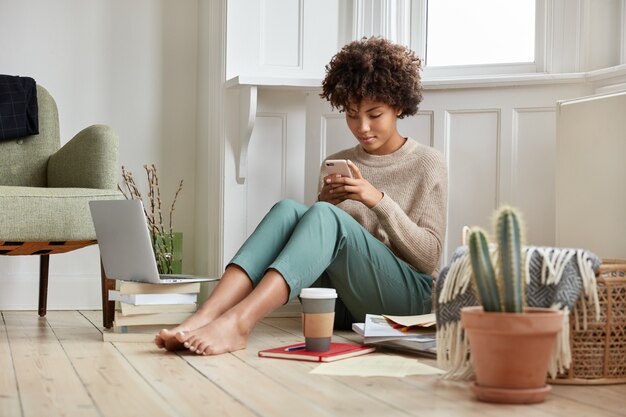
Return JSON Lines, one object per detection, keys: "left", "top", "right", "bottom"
{"left": 0, "top": 311, "right": 624, "bottom": 417}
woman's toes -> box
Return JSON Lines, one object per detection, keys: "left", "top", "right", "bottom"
{"left": 195, "top": 340, "right": 209, "bottom": 354}
{"left": 175, "top": 331, "right": 187, "bottom": 343}
{"left": 185, "top": 336, "right": 198, "bottom": 352}
{"left": 154, "top": 335, "right": 164, "bottom": 348}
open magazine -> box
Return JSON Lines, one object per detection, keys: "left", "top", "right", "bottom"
{"left": 352, "top": 314, "right": 437, "bottom": 357}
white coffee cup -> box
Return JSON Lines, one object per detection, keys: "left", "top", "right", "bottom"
{"left": 300, "top": 288, "right": 337, "bottom": 352}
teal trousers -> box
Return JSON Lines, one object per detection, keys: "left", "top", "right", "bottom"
{"left": 229, "top": 200, "right": 433, "bottom": 326}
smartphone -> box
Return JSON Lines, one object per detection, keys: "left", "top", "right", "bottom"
{"left": 324, "top": 159, "right": 353, "bottom": 178}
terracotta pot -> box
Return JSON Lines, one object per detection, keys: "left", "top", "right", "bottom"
{"left": 461, "top": 306, "right": 564, "bottom": 404}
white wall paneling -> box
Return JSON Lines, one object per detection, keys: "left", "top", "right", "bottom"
{"left": 534, "top": 0, "right": 548, "bottom": 73}
{"left": 397, "top": 111, "right": 434, "bottom": 147}
{"left": 545, "top": 0, "right": 623, "bottom": 73}
{"left": 353, "top": 0, "right": 412, "bottom": 46}
{"left": 546, "top": 0, "right": 583, "bottom": 73}
{"left": 300, "top": 81, "right": 601, "bottom": 268}
{"left": 321, "top": 115, "right": 355, "bottom": 158}
{"left": 195, "top": 0, "right": 227, "bottom": 300}
{"left": 246, "top": 113, "right": 287, "bottom": 234}
{"left": 579, "top": 0, "right": 622, "bottom": 71}
{"left": 223, "top": 87, "right": 249, "bottom": 267}
{"left": 556, "top": 92, "right": 626, "bottom": 259}
{"left": 409, "top": 0, "right": 427, "bottom": 57}
{"left": 445, "top": 110, "right": 501, "bottom": 262}
{"left": 304, "top": 94, "right": 353, "bottom": 205}
{"left": 622, "top": 0, "right": 626, "bottom": 64}
{"left": 227, "top": 0, "right": 340, "bottom": 80}
{"left": 223, "top": 89, "right": 307, "bottom": 266}
{"left": 260, "top": 0, "right": 303, "bottom": 68}
{"left": 511, "top": 107, "right": 557, "bottom": 247}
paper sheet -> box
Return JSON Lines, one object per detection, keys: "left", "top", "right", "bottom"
{"left": 383, "top": 313, "right": 437, "bottom": 327}
{"left": 309, "top": 354, "right": 445, "bottom": 377}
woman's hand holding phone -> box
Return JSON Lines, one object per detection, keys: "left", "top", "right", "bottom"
{"left": 318, "top": 160, "right": 383, "bottom": 208}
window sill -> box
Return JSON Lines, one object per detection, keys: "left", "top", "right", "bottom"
{"left": 225, "top": 64, "right": 626, "bottom": 91}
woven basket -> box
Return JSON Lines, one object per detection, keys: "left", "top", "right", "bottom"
{"left": 553, "top": 259, "right": 626, "bottom": 385}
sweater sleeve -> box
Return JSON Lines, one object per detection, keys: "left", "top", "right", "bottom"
{"left": 370, "top": 155, "right": 448, "bottom": 275}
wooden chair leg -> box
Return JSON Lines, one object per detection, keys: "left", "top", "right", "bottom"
{"left": 38, "top": 255, "right": 50, "bottom": 317}
{"left": 101, "top": 260, "right": 116, "bottom": 328}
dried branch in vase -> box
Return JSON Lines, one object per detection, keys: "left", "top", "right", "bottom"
{"left": 118, "top": 164, "right": 184, "bottom": 273}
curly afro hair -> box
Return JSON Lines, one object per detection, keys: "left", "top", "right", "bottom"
{"left": 320, "top": 37, "right": 423, "bottom": 118}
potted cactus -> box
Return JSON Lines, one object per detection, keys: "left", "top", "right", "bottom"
{"left": 461, "top": 206, "right": 564, "bottom": 404}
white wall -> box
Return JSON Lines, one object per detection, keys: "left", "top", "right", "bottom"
{"left": 219, "top": 0, "right": 626, "bottom": 271}
{"left": 0, "top": 0, "right": 199, "bottom": 309}
{"left": 1, "top": 0, "right": 625, "bottom": 309}
{"left": 222, "top": 89, "right": 308, "bottom": 263}
{"left": 304, "top": 82, "right": 596, "bottom": 266}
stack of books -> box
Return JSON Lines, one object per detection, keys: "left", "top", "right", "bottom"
{"left": 102, "top": 281, "right": 201, "bottom": 342}
{"left": 352, "top": 313, "right": 437, "bottom": 357}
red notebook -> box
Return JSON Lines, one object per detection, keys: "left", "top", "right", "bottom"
{"left": 258, "top": 342, "right": 375, "bottom": 362}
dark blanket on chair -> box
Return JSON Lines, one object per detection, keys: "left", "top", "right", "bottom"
{"left": 0, "top": 75, "right": 39, "bottom": 141}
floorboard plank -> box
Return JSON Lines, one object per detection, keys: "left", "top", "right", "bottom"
{"left": 84, "top": 309, "right": 320, "bottom": 417}
{"left": 262, "top": 317, "right": 626, "bottom": 417}
{"left": 176, "top": 319, "right": 405, "bottom": 417}
{"left": 253, "top": 319, "right": 549, "bottom": 417}
{"left": 235, "top": 321, "right": 416, "bottom": 417}
{"left": 181, "top": 351, "right": 337, "bottom": 417}
{"left": 0, "top": 313, "right": 22, "bottom": 417}
{"left": 45, "top": 311, "right": 178, "bottom": 417}
{"left": 3, "top": 312, "right": 100, "bottom": 417}
{"left": 5, "top": 310, "right": 620, "bottom": 417}
{"left": 546, "top": 385, "right": 625, "bottom": 417}
{"left": 114, "top": 343, "right": 259, "bottom": 417}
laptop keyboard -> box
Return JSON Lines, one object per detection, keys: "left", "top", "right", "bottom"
{"left": 159, "top": 274, "right": 198, "bottom": 279}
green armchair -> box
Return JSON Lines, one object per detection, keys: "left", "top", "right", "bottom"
{"left": 0, "top": 85, "right": 122, "bottom": 327}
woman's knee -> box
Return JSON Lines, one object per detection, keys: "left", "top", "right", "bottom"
{"left": 270, "top": 199, "right": 308, "bottom": 215}
{"left": 309, "top": 201, "right": 342, "bottom": 216}
{"left": 307, "top": 201, "right": 355, "bottom": 226}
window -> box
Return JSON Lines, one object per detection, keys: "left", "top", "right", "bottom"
{"left": 426, "top": 0, "right": 536, "bottom": 67}
{"left": 410, "top": 0, "right": 543, "bottom": 76}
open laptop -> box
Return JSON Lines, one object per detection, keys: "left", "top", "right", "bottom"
{"left": 89, "top": 199, "right": 218, "bottom": 284}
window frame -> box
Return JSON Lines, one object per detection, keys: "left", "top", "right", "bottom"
{"left": 410, "top": 0, "right": 547, "bottom": 77}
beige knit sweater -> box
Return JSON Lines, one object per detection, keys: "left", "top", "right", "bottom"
{"left": 321, "top": 138, "right": 448, "bottom": 276}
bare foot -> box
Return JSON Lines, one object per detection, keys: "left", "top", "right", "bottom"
{"left": 154, "top": 310, "right": 217, "bottom": 351}
{"left": 176, "top": 313, "right": 250, "bottom": 355}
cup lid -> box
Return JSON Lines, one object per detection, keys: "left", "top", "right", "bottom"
{"left": 300, "top": 287, "right": 337, "bottom": 299}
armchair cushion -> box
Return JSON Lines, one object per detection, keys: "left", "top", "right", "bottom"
{"left": 0, "top": 186, "right": 122, "bottom": 241}
{"left": 48, "top": 124, "right": 119, "bottom": 189}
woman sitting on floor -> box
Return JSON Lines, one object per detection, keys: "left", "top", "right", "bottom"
{"left": 155, "top": 36, "right": 448, "bottom": 355}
